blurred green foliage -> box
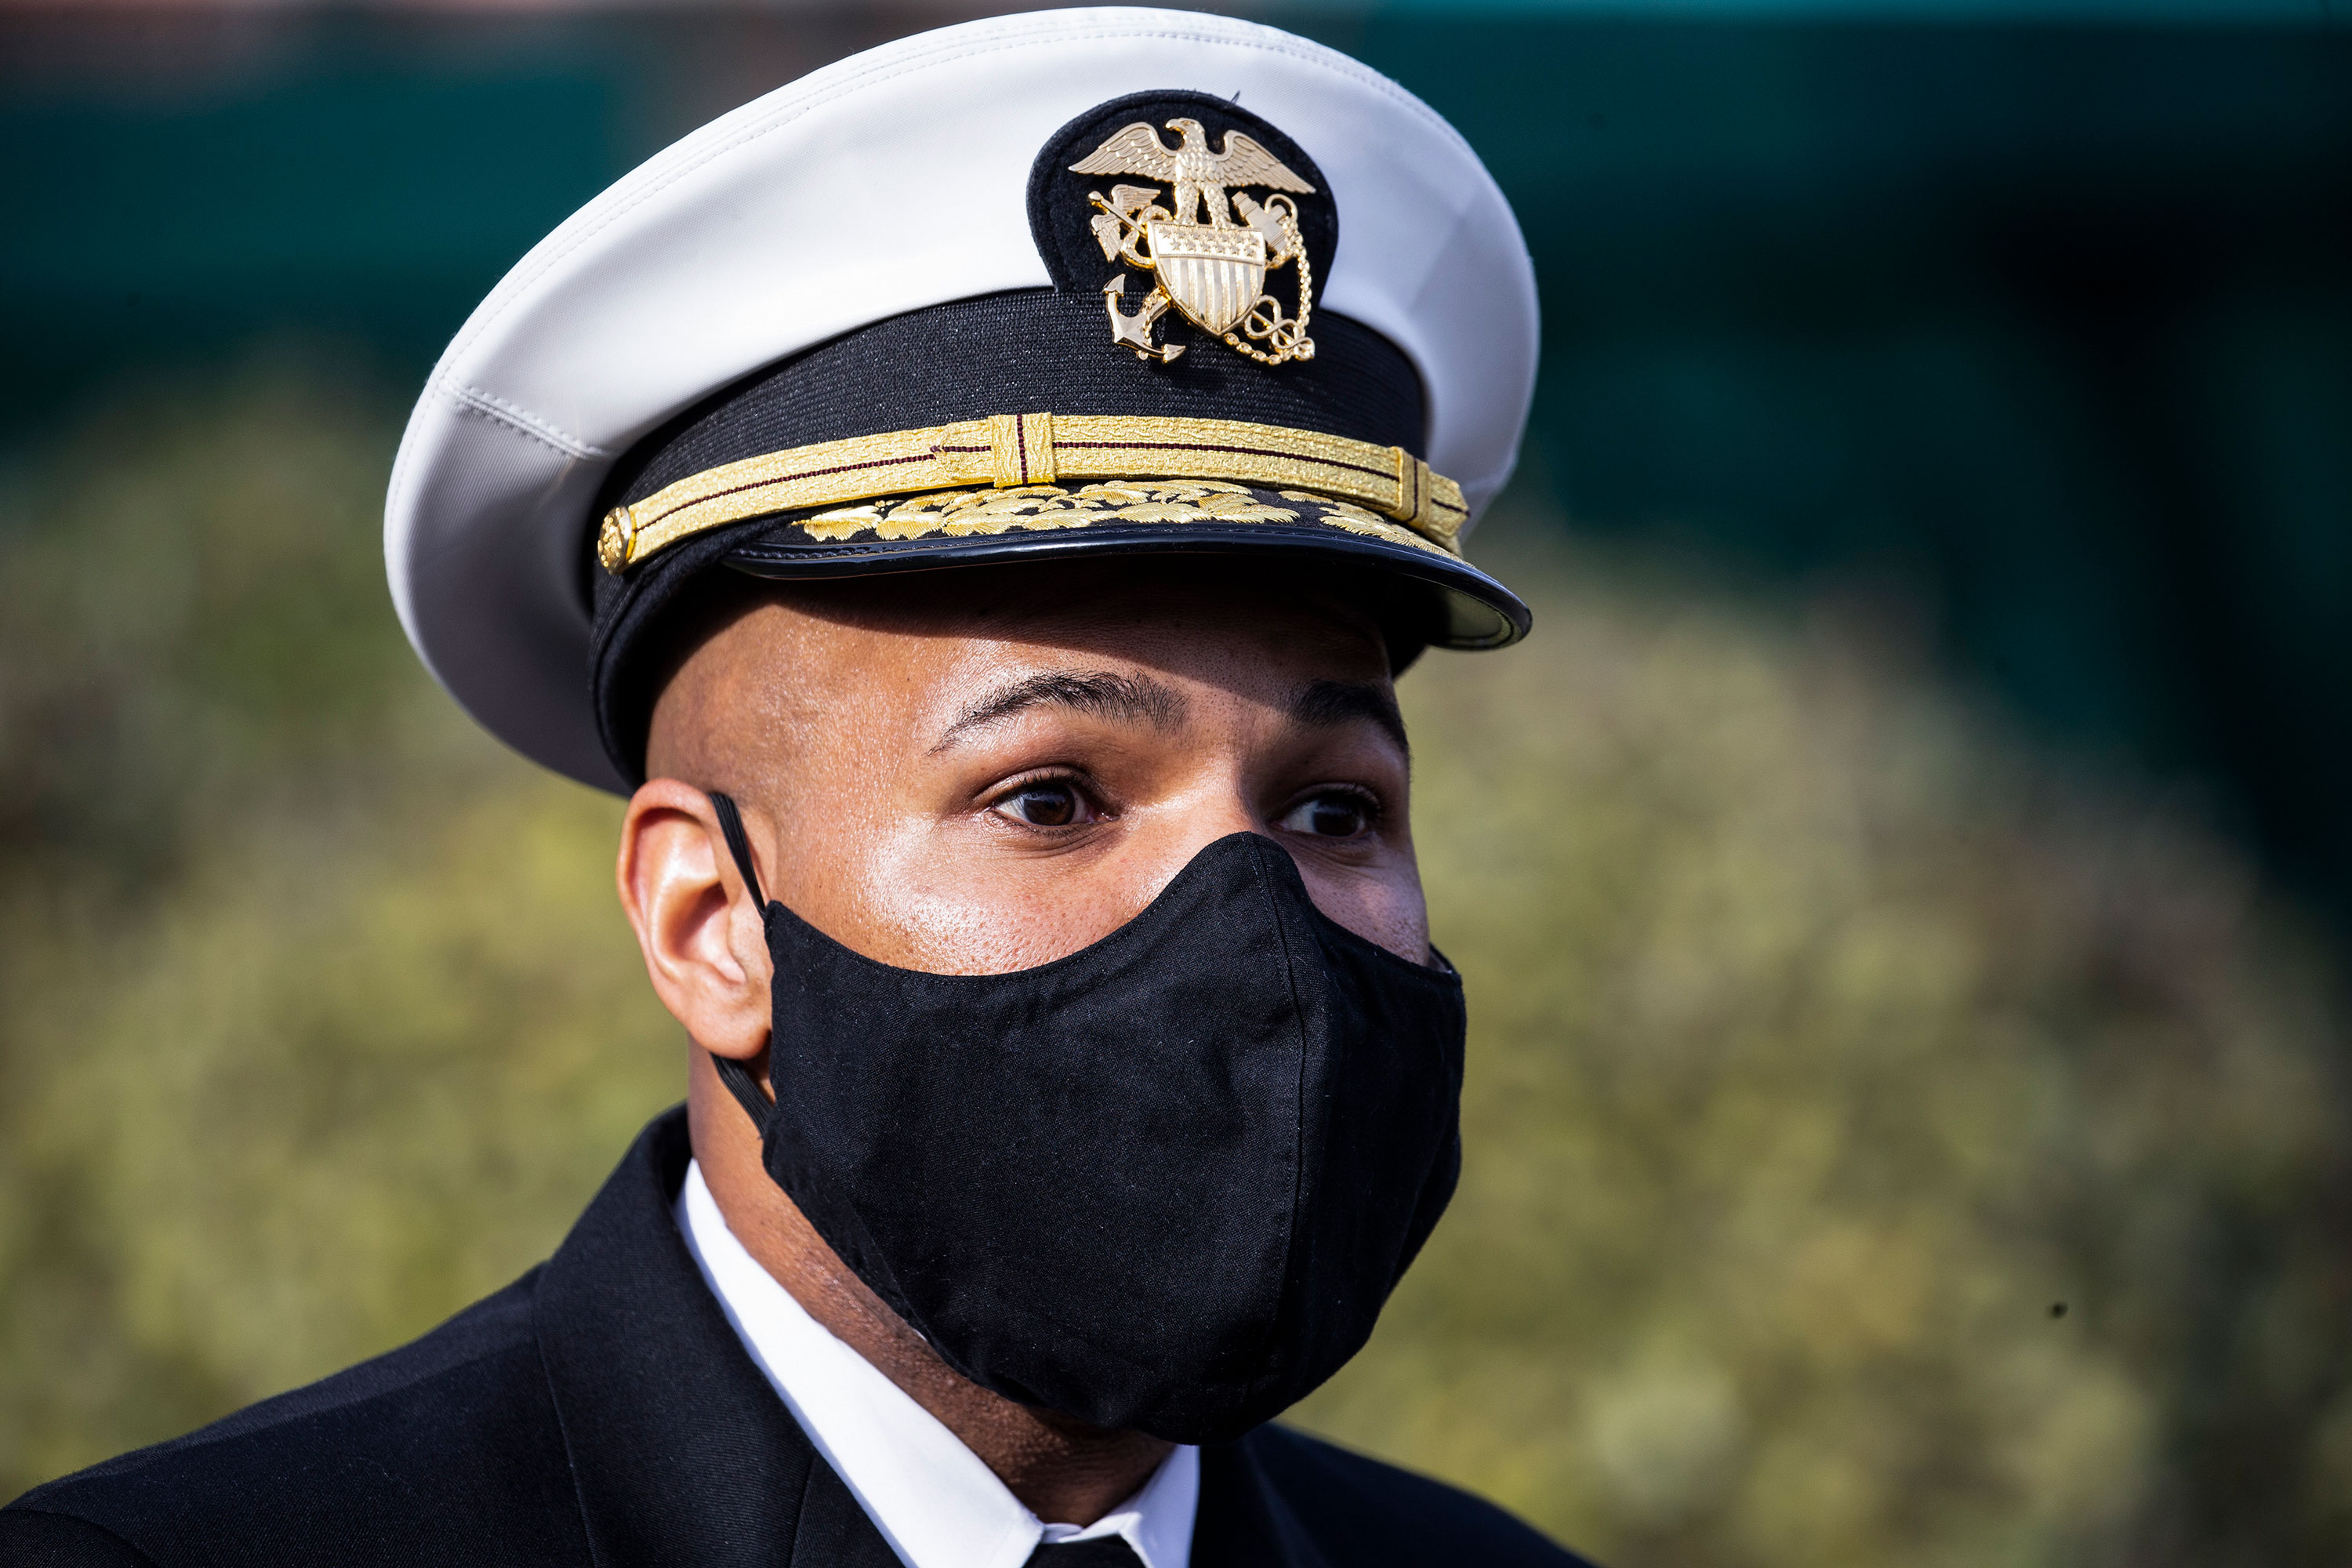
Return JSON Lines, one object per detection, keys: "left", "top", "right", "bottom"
{"left": 1300, "top": 543, "right": 2352, "bottom": 1563}
{"left": 0, "top": 354, "right": 679, "bottom": 1488}
{"left": 2, "top": 357, "right": 2348, "bottom": 1565}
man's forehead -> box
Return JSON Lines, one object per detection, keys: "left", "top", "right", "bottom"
{"left": 731, "top": 561, "right": 1388, "bottom": 667}
{"left": 648, "top": 584, "right": 1399, "bottom": 780}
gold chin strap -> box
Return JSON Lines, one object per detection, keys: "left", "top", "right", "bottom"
{"left": 596, "top": 412, "right": 1468, "bottom": 573}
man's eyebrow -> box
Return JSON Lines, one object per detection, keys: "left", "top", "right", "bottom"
{"left": 1291, "top": 679, "right": 1410, "bottom": 757}
{"left": 933, "top": 670, "right": 1188, "bottom": 750}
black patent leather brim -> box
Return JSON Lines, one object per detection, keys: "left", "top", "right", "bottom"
{"left": 720, "top": 508, "right": 1530, "bottom": 652}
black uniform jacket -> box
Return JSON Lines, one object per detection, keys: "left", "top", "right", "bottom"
{"left": 2, "top": 1109, "right": 1584, "bottom": 1567}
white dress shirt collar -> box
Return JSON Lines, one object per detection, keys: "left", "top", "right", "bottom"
{"left": 675, "top": 1160, "right": 1198, "bottom": 1568}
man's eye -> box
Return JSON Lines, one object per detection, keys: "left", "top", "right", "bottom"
{"left": 993, "top": 782, "right": 1090, "bottom": 828}
{"left": 1278, "top": 791, "right": 1376, "bottom": 840}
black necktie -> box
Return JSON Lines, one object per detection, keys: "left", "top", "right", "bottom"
{"left": 1024, "top": 1537, "right": 1147, "bottom": 1568}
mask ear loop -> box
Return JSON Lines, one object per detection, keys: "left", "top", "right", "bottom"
{"left": 706, "top": 791, "right": 777, "bottom": 1136}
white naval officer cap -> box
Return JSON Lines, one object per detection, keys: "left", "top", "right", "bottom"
{"left": 385, "top": 6, "right": 1541, "bottom": 792}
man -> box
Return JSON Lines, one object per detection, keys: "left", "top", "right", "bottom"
{"left": 3, "top": 9, "right": 1580, "bottom": 1564}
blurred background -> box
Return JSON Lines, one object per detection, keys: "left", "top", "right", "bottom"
{"left": 2, "top": 1, "right": 2347, "bottom": 1563}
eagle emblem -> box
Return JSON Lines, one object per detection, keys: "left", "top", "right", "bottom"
{"left": 1071, "top": 118, "right": 1317, "bottom": 366}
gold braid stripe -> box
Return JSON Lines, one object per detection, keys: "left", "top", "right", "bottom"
{"left": 597, "top": 412, "right": 1468, "bottom": 572}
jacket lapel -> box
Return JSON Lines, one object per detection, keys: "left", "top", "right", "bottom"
{"left": 1194, "top": 1440, "right": 1330, "bottom": 1568}
{"left": 534, "top": 1106, "right": 900, "bottom": 1568}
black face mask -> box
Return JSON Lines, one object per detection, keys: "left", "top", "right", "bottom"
{"left": 706, "top": 793, "right": 1466, "bottom": 1446}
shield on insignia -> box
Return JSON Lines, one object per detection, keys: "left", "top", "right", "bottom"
{"left": 1146, "top": 222, "right": 1269, "bottom": 336}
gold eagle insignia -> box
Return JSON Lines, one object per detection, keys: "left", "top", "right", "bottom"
{"left": 1071, "top": 118, "right": 1317, "bottom": 366}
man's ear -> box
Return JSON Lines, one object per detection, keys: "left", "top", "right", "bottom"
{"left": 617, "top": 779, "right": 773, "bottom": 1062}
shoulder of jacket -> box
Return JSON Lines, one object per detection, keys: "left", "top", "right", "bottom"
{"left": 1241, "top": 1424, "right": 1597, "bottom": 1566}
{"left": 5, "top": 1269, "right": 575, "bottom": 1562}
{"left": 0, "top": 1507, "right": 162, "bottom": 1566}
